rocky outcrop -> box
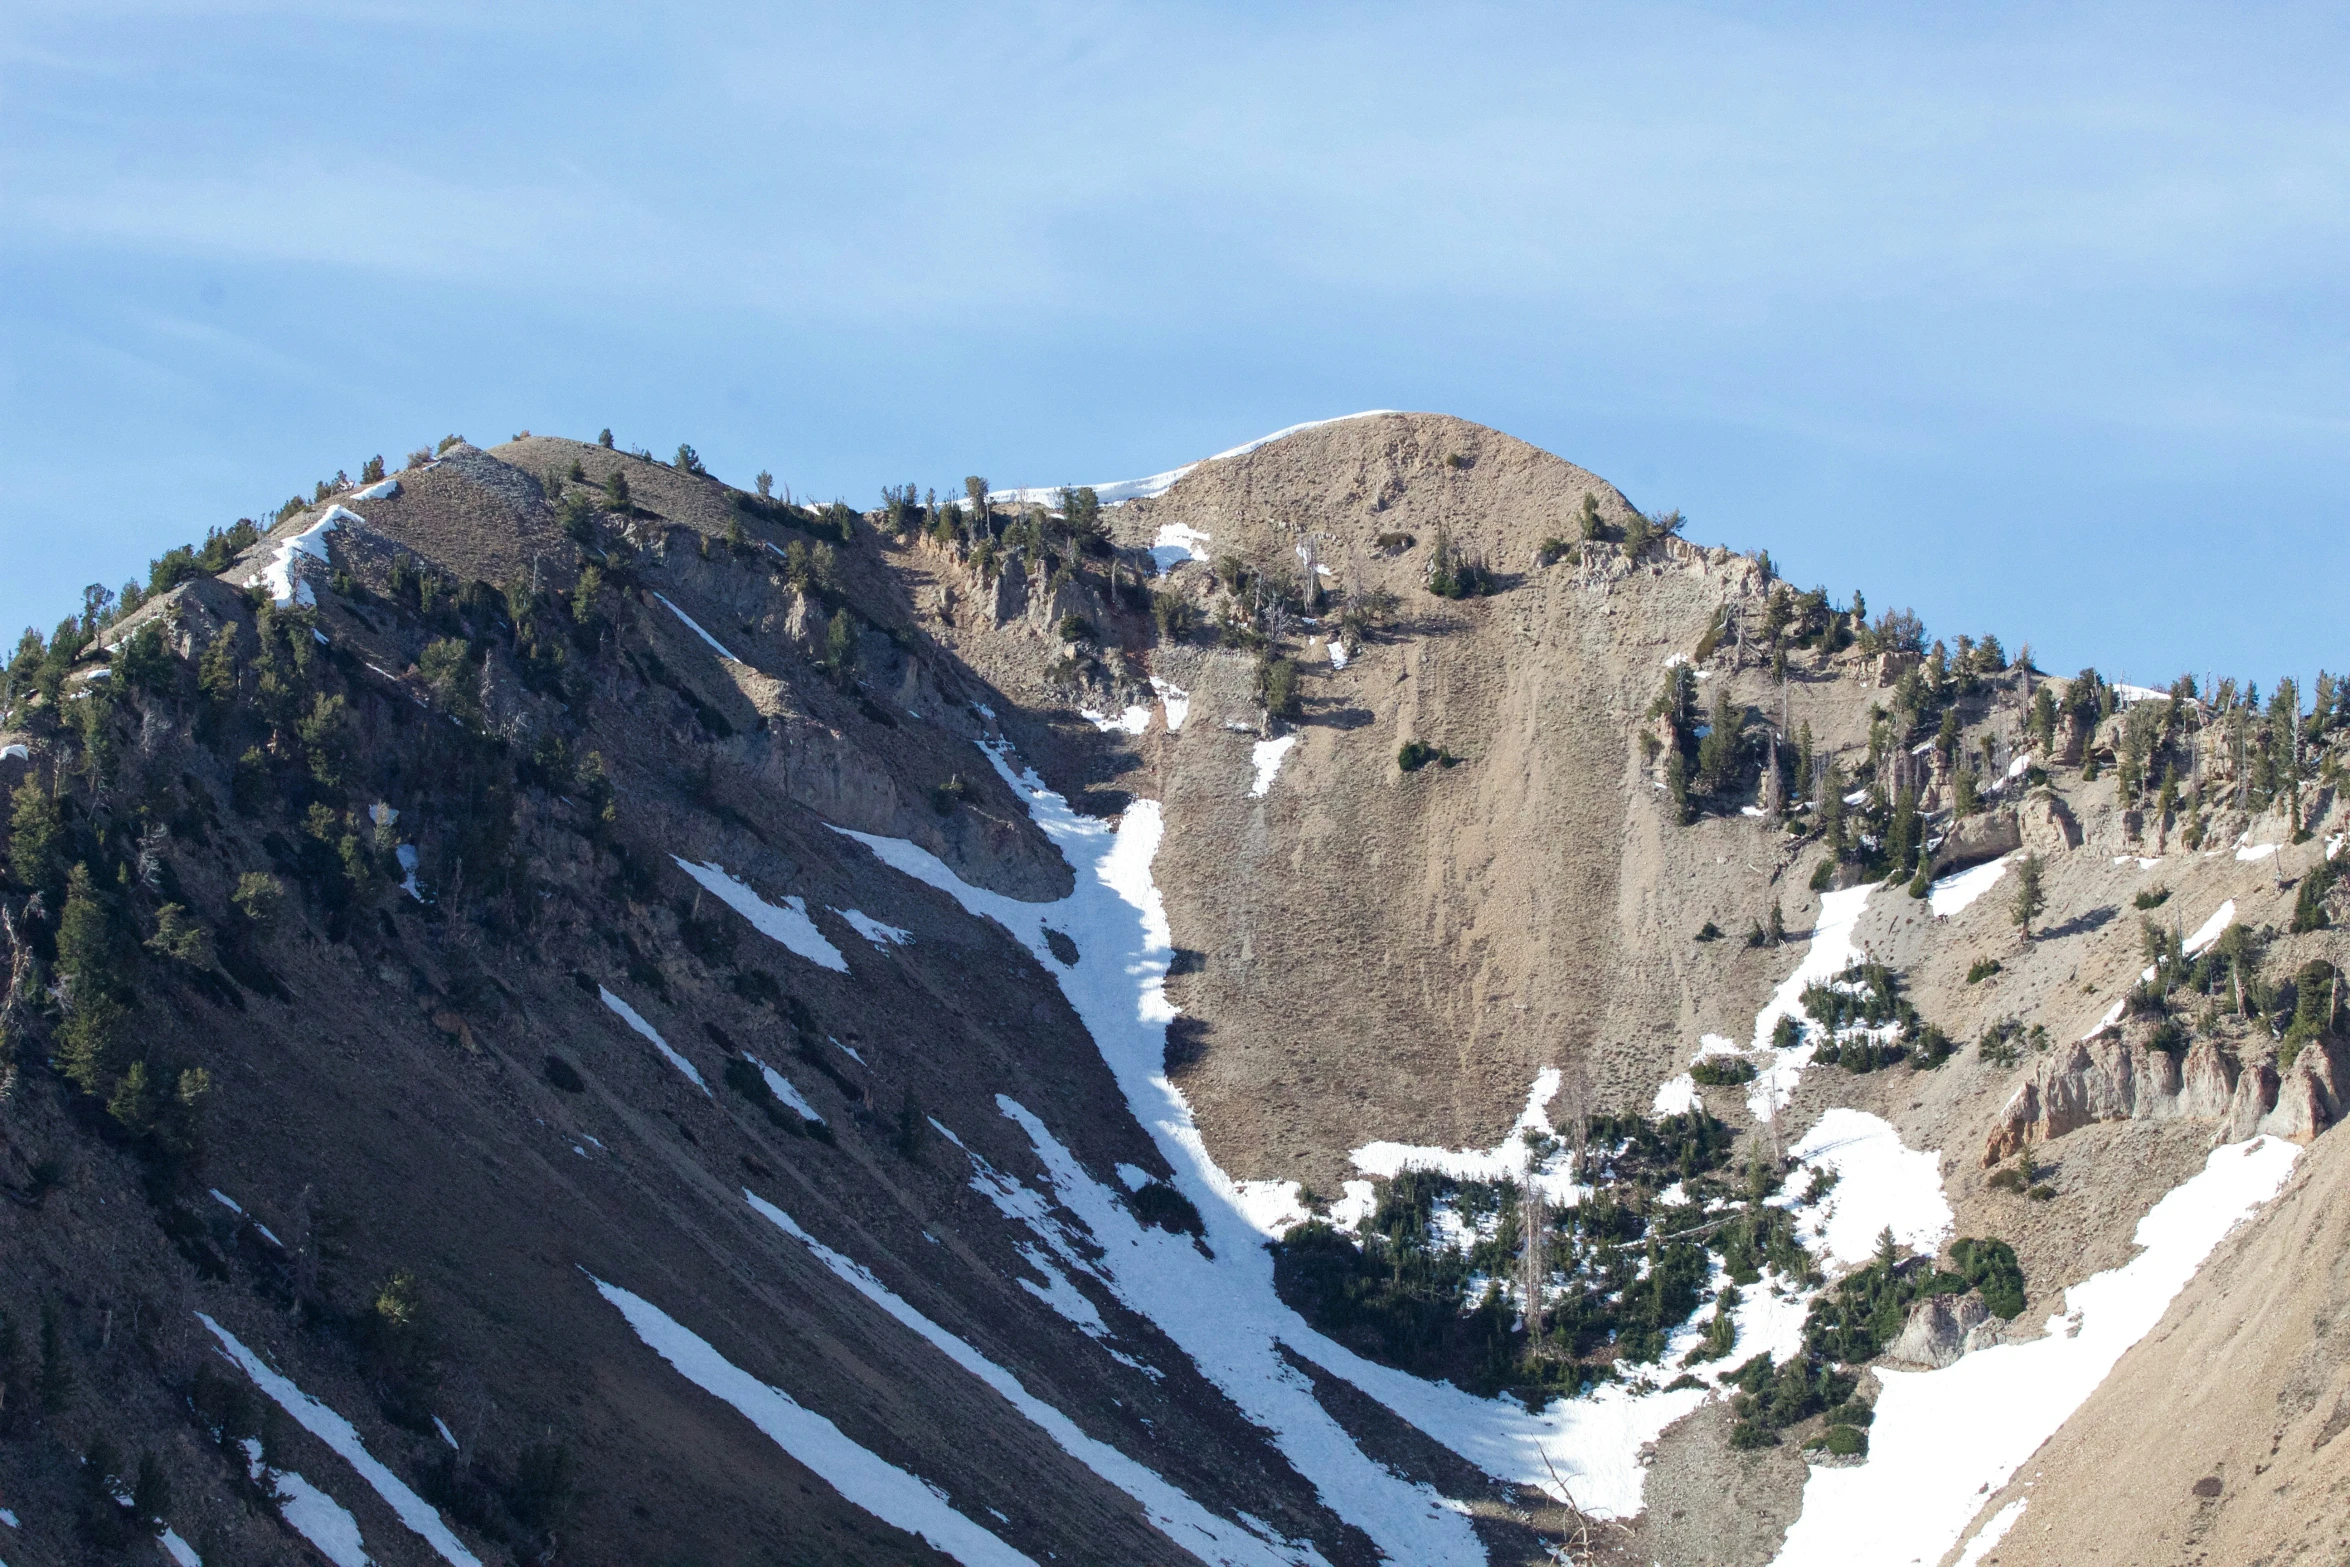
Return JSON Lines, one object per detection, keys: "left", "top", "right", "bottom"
{"left": 1987, "top": 1026, "right": 2349, "bottom": 1164}
{"left": 2259, "top": 1038, "right": 2349, "bottom": 1142}
{"left": 1886, "top": 1291, "right": 2004, "bottom": 1369}
{"left": 2020, "top": 789, "right": 2082, "bottom": 854}
{"left": 1933, "top": 807, "right": 2022, "bottom": 874}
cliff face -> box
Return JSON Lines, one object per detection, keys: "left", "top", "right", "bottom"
{"left": 0, "top": 415, "right": 2341, "bottom": 1567}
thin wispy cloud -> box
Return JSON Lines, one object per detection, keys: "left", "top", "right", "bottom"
{"left": 1, "top": 1, "right": 2344, "bottom": 680}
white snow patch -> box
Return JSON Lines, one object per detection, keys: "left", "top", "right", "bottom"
{"left": 395, "top": 843, "right": 425, "bottom": 902}
{"left": 160, "top": 1528, "right": 202, "bottom": 1566}
{"left": 1328, "top": 1180, "right": 1378, "bottom": 1230}
{"left": 1726, "top": 1268, "right": 1813, "bottom": 1370}
{"left": 350, "top": 477, "right": 401, "bottom": 502}
{"left": 250, "top": 508, "right": 353, "bottom": 607}
{"left": 1787, "top": 1110, "right": 1952, "bottom": 1267}
{"left": 1327, "top": 639, "right": 1349, "bottom": 670}
{"left": 1013, "top": 1243, "right": 1111, "bottom": 1335}
{"left": 652, "top": 592, "right": 740, "bottom": 662}
{"left": 1352, "top": 1068, "right": 1584, "bottom": 1205}
{"left": 671, "top": 857, "right": 849, "bottom": 972}
{"left": 1230, "top": 1179, "right": 1311, "bottom": 1237}
{"left": 1741, "top": 804, "right": 1765, "bottom": 817}
{"left": 1773, "top": 1136, "right": 2299, "bottom": 1567}
{"left": 830, "top": 751, "right": 1570, "bottom": 1555}
{"left": 1953, "top": 1499, "right": 2027, "bottom": 1567}
{"left": 598, "top": 986, "right": 710, "bottom": 1094}
{"left": 744, "top": 1195, "right": 1317, "bottom": 1565}
{"left": 1928, "top": 854, "right": 2011, "bottom": 918}
{"left": 274, "top": 1470, "right": 370, "bottom": 1567}
{"left": 1247, "top": 736, "right": 1296, "bottom": 799}
{"left": 0, "top": 744, "right": 25, "bottom": 763}
{"left": 1081, "top": 704, "right": 1152, "bottom": 736}
{"left": 744, "top": 1053, "right": 824, "bottom": 1123}
{"left": 198, "top": 1313, "right": 481, "bottom": 1566}
{"left": 2113, "top": 855, "right": 2163, "bottom": 869}
{"left": 593, "top": 1277, "right": 1038, "bottom": 1565}
{"left": 2082, "top": 997, "right": 2128, "bottom": 1040}
{"left": 2184, "top": 900, "right": 2237, "bottom": 956}
{"left": 0, "top": 1506, "right": 15, "bottom": 1525}
{"left": 1747, "top": 885, "right": 1875, "bottom": 1121}
{"left": 433, "top": 1415, "right": 459, "bottom": 1449}
{"left": 1116, "top": 1163, "right": 1153, "bottom": 1191}
{"left": 838, "top": 908, "right": 913, "bottom": 948}
{"left": 2235, "top": 840, "right": 2279, "bottom": 862}
{"left": 1651, "top": 1074, "right": 1698, "bottom": 1115}
{"left": 1151, "top": 523, "right": 1213, "bottom": 570}
{"left": 209, "top": 1187, "right": 245, "bottom": 1215}
{"left": 1149, "top": 677, "right": 1190, "bottom": 731}
{"left": 1001, "top": 413, "right": 1400, "bottom": 514}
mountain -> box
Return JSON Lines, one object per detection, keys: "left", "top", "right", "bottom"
{"left": 0, "top": 412, "right": 2342, "bottom": 1567}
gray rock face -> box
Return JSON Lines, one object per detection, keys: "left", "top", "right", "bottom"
{"left": 1887, "top": 1291, "right": 2002, "bottom": 1369}
{"left": 1933, "top": 808, "right": 2022, "bottom": 875}
{"left": 1987, "top": 1028, "right": 2346, "bottom": 1164}
{"left": 2021, "top": 789, "right": 2083, "bottom": 853}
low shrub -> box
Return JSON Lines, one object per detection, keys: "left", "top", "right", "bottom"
{"left": 1691, "top": 1058, "right": 1756, "bottom": 1086}
{"left": 1128, "top": 1180, "right": 1205, "bottom": 1238}
{"left": 1965, "top": 958, "right": 2002, "bottom": 984}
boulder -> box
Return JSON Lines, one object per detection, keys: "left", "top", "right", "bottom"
{"left": 2020, "top": 790, "right": 2082, "bottom": 854}
{"left": 1933, "top": 808, "right": 2021, "bottom": 875}
{"left": 1887, "top": 1291, "right": 1998, "bottom": 1369}
{"left": 1985, "top": 1081, "right": 2038, "bottom": 1166}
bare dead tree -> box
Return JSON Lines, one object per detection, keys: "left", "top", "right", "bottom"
{"left": 1555, "top": 1060, "right": 1592, "bottom": 1190}
{"left": 1519, "top": 1178, "right": 1549, "bottom": 1347}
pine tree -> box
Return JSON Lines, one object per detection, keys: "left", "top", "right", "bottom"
{"left": 55, "top": 865, "right": 129, "bottom": 1095}
{"left": 1884, "top": 786, "right": 1920, "bottom": 876}
{"left": 605, "top": 468, "right": 631, "bottom": 511}
{"left": 2011, "top": 853, "right": 2046, "bottom": 941}
{"left": 2292, "top": 855, "right": 2333, "bottom": 933}
{"left": 1819, "top": 758, "right": 1847, "bottom": 857}
{"left": 1696, "top": 688, "right": 1740, "bottom": 796}
{"left": 7, "top": 776, "right": 62, "bottom": 894}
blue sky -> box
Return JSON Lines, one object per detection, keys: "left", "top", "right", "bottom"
{"left": 4, "top": 2, "right": 2343, "bottom": 687}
